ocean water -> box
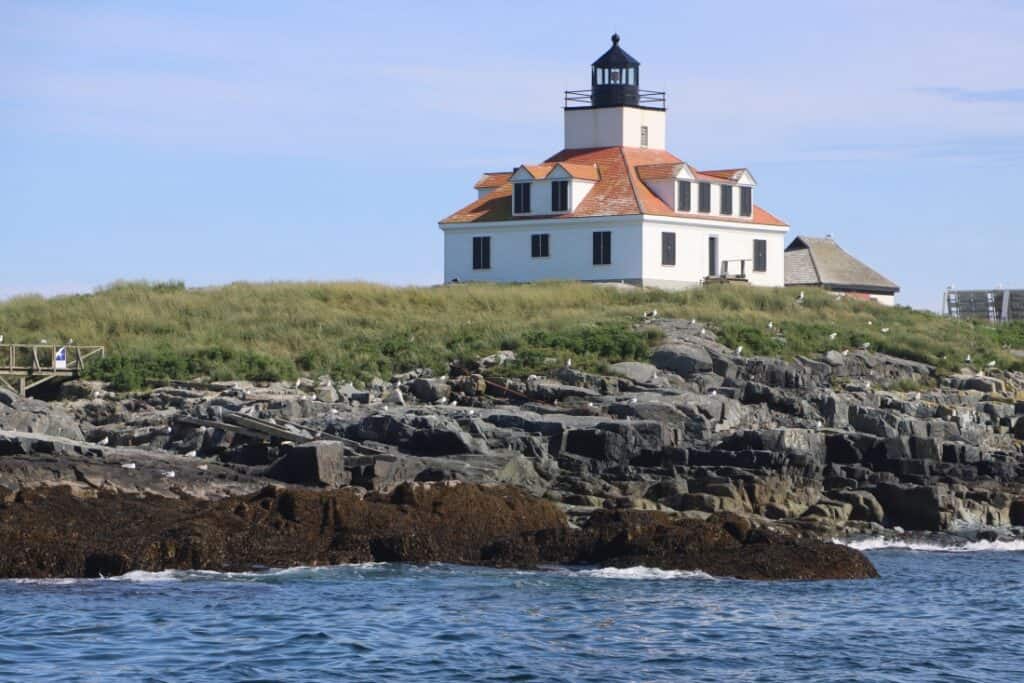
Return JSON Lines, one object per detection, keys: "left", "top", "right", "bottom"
{"left": 1, "top": 544, "right": 1023, "bottom": 682}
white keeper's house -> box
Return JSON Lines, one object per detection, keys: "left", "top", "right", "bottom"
{"left": 439, "top": 35, "right": 789, "bottom": 289}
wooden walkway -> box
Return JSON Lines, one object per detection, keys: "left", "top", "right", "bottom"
{"left": 0, "top": 344, "right": 105, "bottom": 396}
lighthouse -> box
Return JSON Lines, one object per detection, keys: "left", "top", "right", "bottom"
{"left": 439, "top": 35, "right": 789, "bottom": 290}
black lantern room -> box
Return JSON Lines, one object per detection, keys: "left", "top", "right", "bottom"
{"left": 590, "top": 34, "right": 640, "bottom": 107}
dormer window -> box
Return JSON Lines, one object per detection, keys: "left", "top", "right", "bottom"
{"left": 740, "top": 187, "right": 752, "bottom": 217}
{"left": 551, "top": 180, "right": 569, "bottom": 212}
{"left": 698, "top": 182, "right": 711, "bottom": 213}
{"left": 513, "top": 183, "right": 531, "bottom": 213}
{"left": 720, "top": 185, "right": 733, "bottom": 215}
{"left": 677, "top": 180, "right": 691, "bottom": 212}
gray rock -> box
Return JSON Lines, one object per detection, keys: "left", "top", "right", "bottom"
{"left": 266, "top": 441, "right": 351, "bottom": 487}
{"left": 651, "top": 343, "right": 713, "bottom": 378}
{"left": 607, "top": 362, "right": 662, "bottom": 386}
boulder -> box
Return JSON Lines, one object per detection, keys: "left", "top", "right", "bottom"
{"left": 607, "top": 362, "right": 662, "bottom": 386}
{"left": 872, "top": 482, "right": 952, "bottom": 531}
{"left": 266, "top": 441, "right": 351, "bottom": 488}
{"left": 651, "top": 343, "right": 713, "bottom": 378}
{"left": 832, "top": 490, "right": 885, "bottom": 524}
{"left": 409, "top": 378, "right": 452, "bottom": 403}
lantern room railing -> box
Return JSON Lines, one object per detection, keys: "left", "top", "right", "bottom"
{"left": 564, "top": 89, "right": 666, "bottom": 110}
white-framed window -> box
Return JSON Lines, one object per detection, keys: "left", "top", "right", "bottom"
{"left": 640, "top": 126, "right": 649, "bottom": 148}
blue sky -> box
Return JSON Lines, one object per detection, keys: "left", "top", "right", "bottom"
{"left": 3, "top": 0, "right": 1022, "bottom": 310}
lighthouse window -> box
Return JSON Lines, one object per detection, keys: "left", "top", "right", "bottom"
{"left": 640, "top": 126, "right": 649, "bottom": 148}
{"left": 609, "top": 69, "right": 621, "bottom": 83}
{"left": 698, "top": 182, "right": 711, "bottom": 213}
{"left": 513, "top": 183, "right": 531, "bottom": 214}
{"left": 551, "top": 181, "right": 569, "bottom": 212}
{"left": 472, "top": 236, "right": 491, "bottom": 270}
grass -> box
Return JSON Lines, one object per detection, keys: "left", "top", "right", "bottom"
{"left": 0, "top": 280, "right": 1021, "bottom": 391}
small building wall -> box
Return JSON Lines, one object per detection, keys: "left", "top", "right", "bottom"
{"left": 640, "top": 217, "right": 786, "bottom": 288}
{"left": 442, "top": 218, "right": 645, "bottom": 284}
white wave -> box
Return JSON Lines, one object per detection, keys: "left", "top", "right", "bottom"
{"left": 575, "top": 566, "right": 715, "bottom": 580}
{"left": 838, "top": 537, "right": 1024, "bottom": 553}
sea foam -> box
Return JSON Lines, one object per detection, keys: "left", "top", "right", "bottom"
{"left": 574, "top": 566, "right": 715, "bottom": 580}
{"left": 838, "top": 537, "right": 1024, "bottom": 553}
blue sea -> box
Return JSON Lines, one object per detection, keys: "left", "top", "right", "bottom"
{"left": 2, "top": 540, "right": 1022, "bottom": 682}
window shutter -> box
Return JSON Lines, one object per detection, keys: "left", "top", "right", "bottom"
{"left": 593, "top": 231, "right": 600, "bottom": 264}
{"left": 708, "top": 237, "right": 718, "bottom": 276}
{"left": 721, "top": 185, "right": 732, "bottom": 215}
{"left": 699, "top": 183, "right": 711, "bottom": 213}
{"left": 741, "top": 187, "right": 752, "bottom": 217}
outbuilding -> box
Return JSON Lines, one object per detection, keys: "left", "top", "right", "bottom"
{"left": 784, "top": 236, "right": 899, "bottom": 305}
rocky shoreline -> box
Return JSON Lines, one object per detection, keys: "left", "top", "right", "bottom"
{"left": 2, "top": 319, "right": 1021, "bottom": 580}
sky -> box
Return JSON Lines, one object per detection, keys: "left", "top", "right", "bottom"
{"left": 3, "top": 0, "right": 1023, "bottom": 310}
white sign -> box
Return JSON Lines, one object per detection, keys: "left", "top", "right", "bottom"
{"left": 55, "top": 346, "right": 67, "bottom": 370}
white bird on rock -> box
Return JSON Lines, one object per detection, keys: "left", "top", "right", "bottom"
{"left": 121, "top": 462, "right": 136, "bottom": 470}
{"left": 690, "top": 319, "right": 697, "bottom": 325}
{"left": 185, "top": 450, "right": 197, "bottom": 457}
{"left": 861, "top": 342, "right": 871, "bottom": 349}
{"left": 881, "top": 328, "right": 890, "bottom": 334}
{"left": 629, "top": 397, "right": 638, "bottom": 404}
{"left": 987, "top": 360, "right": 997, "bottom": 368}
{"left": 40, "top": 339, "right": 48, "bottom": 344}
{"left": 699, "top": 328, "right": 707, "bottom": 336}
{"left": 643, "top": 309, "right": 658, "bottom": 319}
{"left": 797, "top": 291, "right": 805, "bottom": 302}
{"left": 710, "top": 389, "right": 718, "bottom": 396}
{"left": 867, "top": 321, "right": 873, "bottom": 326}
{"left": 565, "top": 358, "right": 573, "bottom": 368}
{"left": 0, "top": 335, "right": 4, "bottom": 343}
{"left": 767, "top": 321, "right": 774, "bottom": 330}
{"left": 98, "top": 436, "right": 109, "bottom": 446}
{"left": 198, "top": 463, "right": 209, "bottom": 472}
{"left": 735, "top": 346, "right": 743, "bottom": 355}
{"left": 842, "top": 349, "right": 850, "bottom": 356}
{"left": 815, "top": 420, "right": 823, "bottom": 429}
{"left": 965, "top": 354, "right": 972, "bottom": 364}
{"left": 161, "top": 470, "right": 176, "bottom": 478}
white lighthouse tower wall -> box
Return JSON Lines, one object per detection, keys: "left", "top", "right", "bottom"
{"left": 564, "top": 106, "right": 666, "bottom": 150}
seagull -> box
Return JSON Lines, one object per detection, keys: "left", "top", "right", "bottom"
{"left": 815, "top": 420, "right": 823, "bottom": 429}
{"left": 865, "top": 381, "right": 872, "bottom": 390}
{"left": 628, "top": 397, "right": 638, "bottom": 404}
{"left": 965, "top": 354, "right": 972, "bottom": 363}
{"left": 767, "top": 321, "right": 774, "bottom": 330}
{"left": 565, "top": 358, "right": 573, "bottom": 368}
{"left": 699, "top": 328, "right": 707, "bottom": 336}
{"left": 797, "top": 291, "right": 805, "bottom": 302}
{"left": 40, "top": 339, "right": 48, "bottom": 344}
{"left": 828, "top": 332, "right": 838, "bottom": 340}
{"left": 161, "top": 470, "right": 176, "bottom": 478}
{"left": 587, "top": 402, "right": 594, "bottom": 408}
{"left": 643, "top": 309, "right": 658, "bottom": 319}
{"left": 166, "top": 426, "right": 172, "bottom": 434}
{"left": 0, "top": 335, "right": 4, "bottom": 343}
{"left": 690, "top": 318, "right": 697, "bottom": 325}
{"left": 710, "top": 389, "right": 718, "bottom": 396}
{"left": 842, "top": 349, "right": 849, "bottom": 356}
{"left": 329, "top": 408, "right": 339, "bottom": 414}
{"left": 185, "top": 450, "right": 197, "bottom": 457}
{"left": 861, "top": 342, "right": 871, "bottom": 349}
{"left": 98, "top": 436, "right": 109, "bottom": 446}
{"left": 735, "top": 345, "right": 743, "bottom": 355}
{"left": 450, "top": 400, "right": 458, "bottom": 407}
{"left": 198, "top": 463, "right": 209, "bottom": 471}
{"left": 881, "top": 328, "right": 890, "bottom": 334}
{"left": 914, "top": 392, "right": 922, "bottom": 400}
{"left": 295, "top": 378, "right": 301, "bottom": 388}
{"left": 121, "top": 462, "right": 136, "bottom": 470}
{"left": 468, "top": 409, "right": 476, "bottom": 416}
{"left": 987, "top": 360, "right": 997, "bottom": 368}
{"left": 67, "top": 338, "right": 74, "bottom": 345}
{"left": 867, "top": 321, "right": 873, "bottom": 326}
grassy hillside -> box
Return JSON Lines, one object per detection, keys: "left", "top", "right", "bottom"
{"left": 1, "top": 280, "right": 1021, "bottom": 390}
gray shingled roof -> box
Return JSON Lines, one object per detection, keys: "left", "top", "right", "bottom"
{"left": 784, "top": 236, "right": 899, "bottom": 293}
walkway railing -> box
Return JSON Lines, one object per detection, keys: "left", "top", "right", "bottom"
{"left": 0, "top": 344, "right": 105, "bottom": 395}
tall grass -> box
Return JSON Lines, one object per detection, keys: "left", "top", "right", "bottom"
{"left": 0, "top": 280, "right": 1020, "bottom": 390}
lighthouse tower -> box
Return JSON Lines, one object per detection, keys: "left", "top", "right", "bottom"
{"left": 563, "top": 34, "right": 667, "bottom": 150}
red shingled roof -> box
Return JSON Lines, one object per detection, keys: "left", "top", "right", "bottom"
{"left": 473, "top": 172, "right": 512, "bottom": 190}
{"left": 440, "top": 147, "right": 787, "bottom": 226}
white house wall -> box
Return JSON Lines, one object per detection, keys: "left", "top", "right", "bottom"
{"left": 443, "top": 218, "right": 645, "bottom": 284}
{"left": 564, "top": 107, "right": 667, "bottom": 150}
{"left": 640, "top": 218, "right": 787, "bottom": 288}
